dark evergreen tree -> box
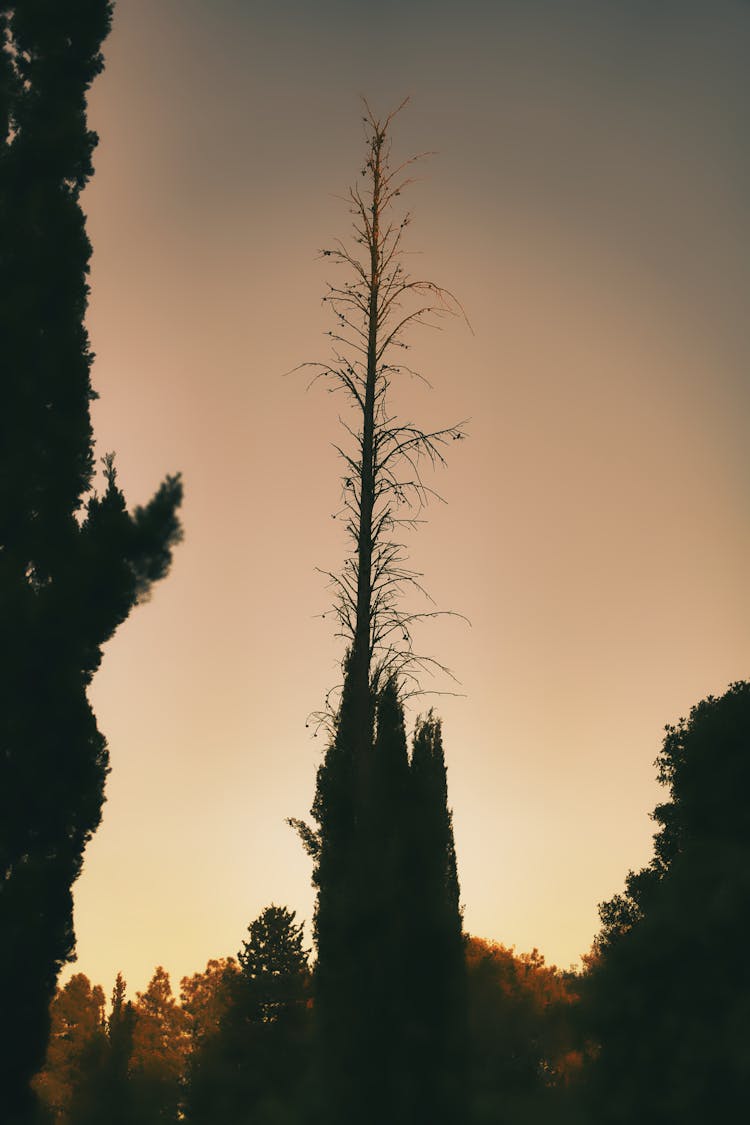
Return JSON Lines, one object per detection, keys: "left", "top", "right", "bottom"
{"left": 406, "top": 713, "right": 466, "bottom": 1124}
{"left": 583, "top": 681, "right": 750, "bottom": 1124}
{"left": 186, "top": 906, "right": 311, "bottom": 1125}
{"left": 0, "top": 4, "right": 182, "bottom": 1120}
{"left": 64, "top": 973, "right": 136, "bottom": 1125}
{"left": 306, "top": 679, "right": 466, "bottom": 1125}
{"left": 355, "top": 679, "right": 413, "bottom": 1123}
{"left": 237, "top": 904, "right": 309, "bottom": 1024}
{"left": 303, "top": 656, "right": 365, "bottom": 1123}
{"left": 109, "top": 975, "right": 135, "bottom": 1082}
{"left": 304, "top": 676, "right": 413, "bottom": 1124}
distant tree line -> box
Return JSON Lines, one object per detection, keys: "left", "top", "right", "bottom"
{"left": 29, "top": 682, "right": 750, "bottom": 1125}
{"left": 30, "top": 909, "right": 581, "bottom": 1125}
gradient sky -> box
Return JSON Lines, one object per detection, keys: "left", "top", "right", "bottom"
{"left": 64, "top": 0, "right": 750, "bottom": 996}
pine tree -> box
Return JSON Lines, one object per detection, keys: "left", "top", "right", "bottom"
{"left": 186, "top": 906, "right": 311, "bottom": 1125}
{"left": 0, "top": 5, "right": 182, "bottom": 1119}
{"left": 105, "top": 974, "right": 136, "bottom": 1125}
{"left": 237, "top": 904, "right": 309, "bottom": 1024}
{"left": 304, "top": 659, "right": 365, "bottom": 1121}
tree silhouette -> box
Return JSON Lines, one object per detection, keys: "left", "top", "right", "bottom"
{"left": 298, "top": 98, "right": 467, "bottom": 733}
{"left": 185, "top": 906, "right": 311, "bottom": 1125}
{"left": 0, "top": 5, "right": 182, "bottom": 1120}
{"left": 236, "top": 904, "right": 309, "bottom": 1024}
{"left": 101, "top": 974, "right": 137, "bottom": 1125}
{"left": 291, "top": 102, "right": 466, "bottom": 1125}
{"left": 583, "top": 681, "right": 750, "bottom": 1124}
{"left": 405, "top": 712, "right": 466, "bottom": 1122}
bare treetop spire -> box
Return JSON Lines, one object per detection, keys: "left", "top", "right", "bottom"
{"left": 299, "top": 98, "right": 468, "bottom": 729}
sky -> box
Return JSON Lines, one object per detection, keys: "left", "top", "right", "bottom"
{"left": 64, "top": 0, "right": 750, "bottom": 997}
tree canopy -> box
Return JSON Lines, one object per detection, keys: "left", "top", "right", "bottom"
{"left": 0, "top": 4, "right": 182, "bottom": 1118}
{"left": 185, "top": 906, "right": 312, "bottom": 1125}
{"left": 585, "top": 681, "right": 750, "bottom": 1123}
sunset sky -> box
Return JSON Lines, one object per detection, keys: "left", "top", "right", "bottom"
{"left": 67, "top": 0, "right": 750, "bottom": 996}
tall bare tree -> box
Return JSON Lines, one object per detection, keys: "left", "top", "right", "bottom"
{"left": 301, "top": 98, "right": 466, "bottom": 741}
{"left": 294, "top": 101, "right": 467, "bottom": 1125}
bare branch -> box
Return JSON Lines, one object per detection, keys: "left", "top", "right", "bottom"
{"left": 304, "top": 100, "right": 470, "bottom": 726}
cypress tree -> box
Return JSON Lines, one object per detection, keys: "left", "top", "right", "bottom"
{"left": 366, "top": 679, "right": 412, "bottom": 1122}
{"left": 305, "top": 673, "right": 467, "bottom": 1124}
{"left": 307, "top": 655, "right": 367, "bottom": 1122}
{"left": 294, "top": 102, "right": 467, "bottom": 1123}
{"left": 407, "top": 714, "right": 466, "bottom": 1123}
{"left": 0, "top": 5, "right": 182, "bottom": 1119}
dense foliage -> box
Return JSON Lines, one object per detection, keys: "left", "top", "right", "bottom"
{"left": 583, "top": 681, "right": 750, "bottom": 1124}
{"left": 466, "top": 939, "right": 583, "bottom": 1125}
{"left": 186, "top": 906, "right": 312, "bottom": 1124}
{"left": 31, "top": 673, "right": 750, "bottom": 1125}
{"left": 307, "top": 672, "right": 467, "bottom": 1124}
{"left": 32, "top": 921, "right": 583, "bottom": 1125}
{"left": 0, "top": 3, "right": 182, "bottom": 1119}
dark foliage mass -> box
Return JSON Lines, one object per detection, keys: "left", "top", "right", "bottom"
{"left": 31, "top": 924, "right": 584, "bottom": 1125}
{"left": 186, "top": 905, "right": 312, "bottom": 1125}
{"left": 0, "top": 4, "right": 182, "bottom": 1120}
{"left": 465, "top": 938, "right": 583, "bottom": 1125}
{"left": 31, "top": 906, "right": 312, "bottom": 1125}
{"left": 406, "top": 711, "right": 467, "bottom": 1117}
{"left": 30, "top": 673, "right": 750, "bottom": 1125}
{"left": 306, "top": 671, "right": 466, "bottom": 1125}
{"left": 584, "top": 681, "right": 750, "bottom": 1124}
